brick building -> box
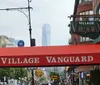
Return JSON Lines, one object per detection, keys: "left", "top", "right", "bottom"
{"left": 69, "top": 0, "right": 100, "bottom": 45}
{"left": 68, "top": 0, "right": 100, "bottom": 85}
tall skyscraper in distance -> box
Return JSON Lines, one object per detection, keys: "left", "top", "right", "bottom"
{"left": 42, "top": 24, "right": 51, "bottom": 46}
{"left": 42, "top": 24, "right": 65, "bottom": 80}
{"left": 42, "top": 24, "right": 52, "bottom": 78}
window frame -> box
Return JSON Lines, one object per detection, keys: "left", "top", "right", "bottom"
{"left": 96, "top": 4, "right": 100, "bottom": 14}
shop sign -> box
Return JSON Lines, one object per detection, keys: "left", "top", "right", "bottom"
{"left": 35, "top": 69, "right": 44, "bottom": 77}
{"left": 51, "top": 76, "right": 58, "bottom": 80}
{"left": 0, "top": 45, "right": 100, "bottom": 67}
{"left": 71, "top": 21, "right": 100, "bottom": 33}
{"left": 0, "top": 55, "right": 99, "bottom": 67}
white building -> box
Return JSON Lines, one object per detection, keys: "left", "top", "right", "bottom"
{"left": 0, "top": 35, "right": 17, "bottom": 48}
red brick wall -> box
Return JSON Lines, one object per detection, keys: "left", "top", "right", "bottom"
{"left": 71, "top": 1, "right": 93, "bottom": 45}
{"left": 77, "top": 1, "right": 93, "bottom": 14}
{"left": 71, "top": 0, "right": 100, "bottom": 45}
{"left": 71, "top": 34, "right": 80, "bottom": 45}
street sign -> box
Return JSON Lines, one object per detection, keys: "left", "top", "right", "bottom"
{"left": 51, "top": 76, "right": 58, "bottom": 80}
{"left": 35, "top": 69, "right": 44, "bottom": 77}
{"left": 17, "top": 40, "right": 25, "bottom": 47}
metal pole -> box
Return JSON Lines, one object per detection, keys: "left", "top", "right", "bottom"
{"left": 31, "top": 70, "right": 34, "bottom": 85}
{"left": 27, "top": 0, "right": 34, "bottom": 85}
{"left": 0, "top": 7, "right": 30, "bottom": 10}
{"left": 27, "top": 0, "right": 32, "bottom": 46}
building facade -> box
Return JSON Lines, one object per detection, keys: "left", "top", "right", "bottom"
{"left": 0, "top": 35, "right": 17, "bottom": 47}
{"left": 68, "top": 0, "right": 100, "bottom": 85}
{"left": 69, "top": 0, "right": 100, "bottom": 45}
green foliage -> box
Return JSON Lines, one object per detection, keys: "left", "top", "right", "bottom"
{"left": 38, "top": 76, "right": 46, "bottom": 82}
{"left": 0, "top": 68, "right": 13, "bottom": 77}
{"left": 0, "top": 68, "right": 27, "bottom": 80}
{"left": 38, "top": 76, "right": 49, "bottom": 84}
{"left": 13, "top": 68, "right": 27, "bottom": 79}
{"left": 49, "top": 72, "right": 58, "bottom": 76}
{"left": 90, "top": 69, "right": 100, "bottom": 85}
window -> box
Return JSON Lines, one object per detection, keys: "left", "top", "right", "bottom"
{"left": 99, "top": 9, "right": 100, "bottom": 14}
{"left": 80, "top": 37, "right": 93, "bottom": 42}
{"left": 79, "top": 0, "right": 92, "bottom": 4}
{"left": 79, "top": 10, "right": 93, "bottom": 15}
{"left": 96, "top": 4, "right": 100, "bottom": 21}
{"left": 79, "top": 10, "right": 93, "bottom": 21}
{"left": 96, "top": 4, "right": 100, "bottom": 14}
{"left": 89, "top": 11, "right": 94, "bottom": 21}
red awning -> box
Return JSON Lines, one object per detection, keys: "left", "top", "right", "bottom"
{"left": 0, "top": 44, "right": 99, "bottom": 67}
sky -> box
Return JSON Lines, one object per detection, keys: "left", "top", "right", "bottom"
{"left": 0, "top": 0, "right": 75, "bottom": 46}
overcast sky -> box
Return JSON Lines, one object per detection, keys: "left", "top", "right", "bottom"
{"left": 0, "top": 0, "right": 75, "bottom": 46}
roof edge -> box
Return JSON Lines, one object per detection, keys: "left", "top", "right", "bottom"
{"left": 73, "top": 0, "right": 79, "bottom": 15}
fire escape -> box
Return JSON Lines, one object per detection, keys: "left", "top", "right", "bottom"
{"left": 69, "top": 14, "right": 100, "bottom": 44}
